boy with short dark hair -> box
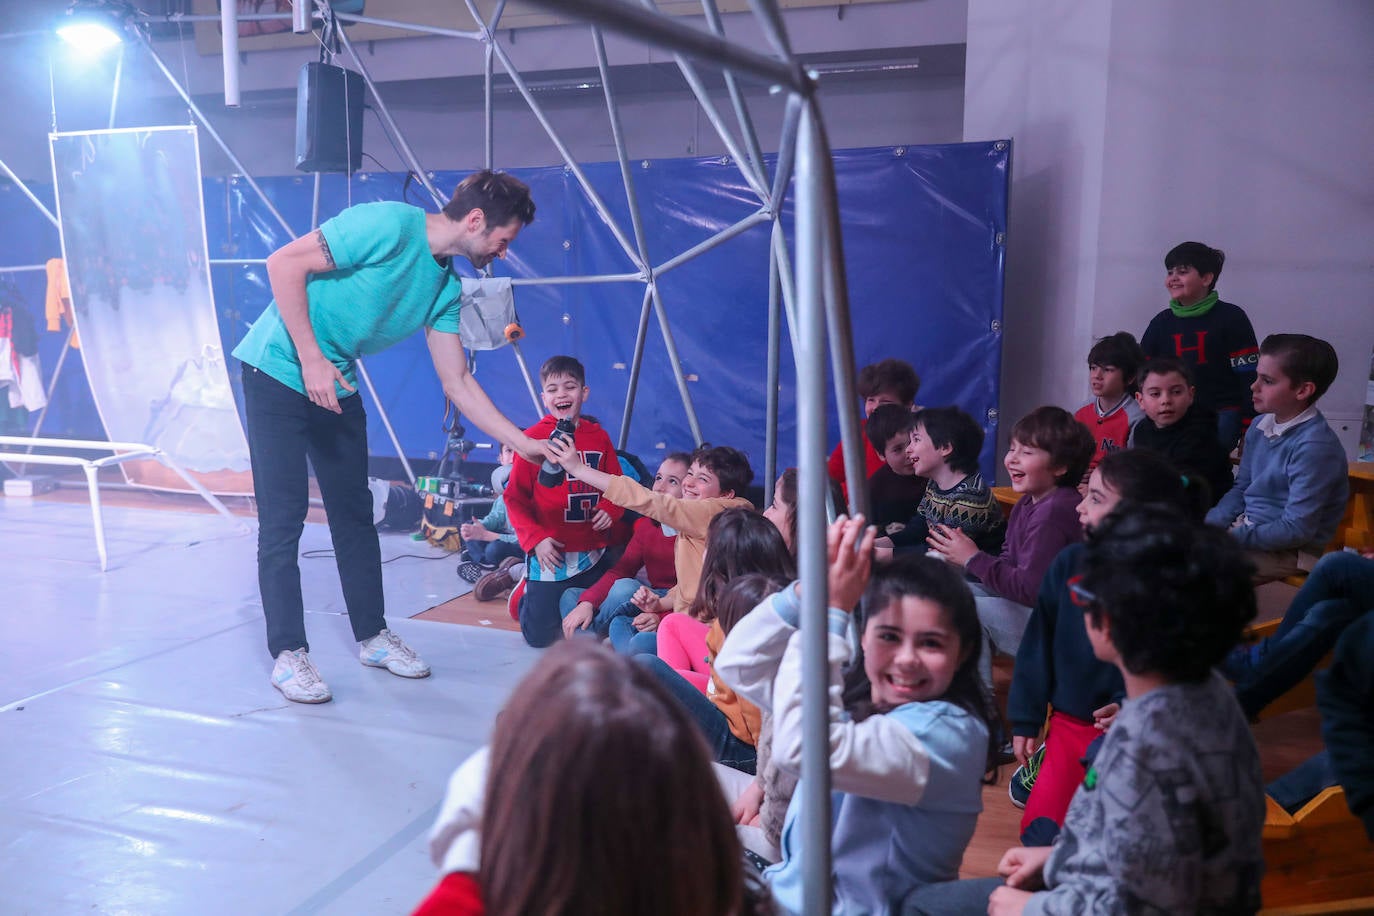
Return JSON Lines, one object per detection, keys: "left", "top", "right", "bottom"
{"left": 1206, "top": 333, "right": 1348, "bottom": 583}
{"left": 864, "top": 404, "right": 926, "bottom": 531}
{"left": 905, "top": 507, "right": 1266, "bottom": 915}
{"left": 503, "top": 356, "right": 624, "bottom": 648}
{"left": 926, "top": 406, "right": 1094, "bottom": 687}
{"left": 1129, "top": 357, "right": 1234, "bottom": 505}
{"left": 827, "top": 358, "right": 919, "bottom": 496}
{"left": 1073, "top": 331, "right": 1144, "bottom": 475}
{"left": 1140, "top": 241, "right": 1259, "bottom": 450}
{"left": 548, "top": 441, "right": 754, "bottom": 623}
{"left": 877, "top": 406, "right": 1004, "bottom": 555}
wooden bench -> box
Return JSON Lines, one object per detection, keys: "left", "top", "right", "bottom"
{"left": 1262, "top": 787, "right": 1374, "bottom": 907}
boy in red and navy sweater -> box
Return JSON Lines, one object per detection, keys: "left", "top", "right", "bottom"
{"left": 504, "top": 356, "right": 623, "bottom": 648}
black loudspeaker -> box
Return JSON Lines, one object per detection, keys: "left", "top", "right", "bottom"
{"left": 295, "top": 62, "right": 364, "bottom": 173}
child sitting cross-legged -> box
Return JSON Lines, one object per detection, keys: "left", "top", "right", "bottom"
{"left": 457, "top": 444, "right": 525, "bottom": 584}
{"left": 717, "top": 516, "right": 998, "bottom": 915}
{"left": 557, "top": 452, "right": 688, "bottom": 651}
{"left": 1008, "top": 448, "right": 1210, "bottom": 846}
{"left": 904, "top": 506, "right": 1266, "bottom": 915}
{"left": 1206, "top": 333, "right": 1349, "bottom": 583}
{"left": 926, "top": 406, "right": 1094, "bottom": 689}
{"left": 876, "top": 406, "right": 1005, "bottom": 558}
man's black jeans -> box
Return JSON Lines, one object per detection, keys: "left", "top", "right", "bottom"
{"left": 242, "top": 366, "right": 386, "bottom": 657}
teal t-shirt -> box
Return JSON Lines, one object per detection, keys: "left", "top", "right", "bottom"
{"left": 232, "top": 201, "right": 463, "bottom": 397}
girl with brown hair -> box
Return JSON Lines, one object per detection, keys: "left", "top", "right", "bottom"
{"left": 414, "top": 640, "right": 772, "bottom": 916}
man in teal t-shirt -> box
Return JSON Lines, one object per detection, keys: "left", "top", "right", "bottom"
{"left": 233, "top": 170, "right": 545, "bottom": 704}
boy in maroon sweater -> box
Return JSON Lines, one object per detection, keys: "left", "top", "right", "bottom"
{"left": 928, "top": 406, "right": 1095, "bottom": 688}
{"left": 504, "top": 356, "right": 623, "bottom": 648}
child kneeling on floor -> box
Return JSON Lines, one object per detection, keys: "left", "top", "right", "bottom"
{"left": 904, "top": 506, "right": 1265, "bottom": 915}
{"left": 717, "top": 516, "right": 997, "bottom": 915}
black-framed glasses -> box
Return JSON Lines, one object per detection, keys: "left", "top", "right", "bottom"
{"left": 1068, "top": 575, "right": 1098, "bottom": 609}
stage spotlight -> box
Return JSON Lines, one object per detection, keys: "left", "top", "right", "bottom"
{"left": 56, "top": 1, "right": 131, "bottom": 54}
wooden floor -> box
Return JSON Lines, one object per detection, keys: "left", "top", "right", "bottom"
{"left": 6, "top": 476, "right": 1327, "bottom": 881}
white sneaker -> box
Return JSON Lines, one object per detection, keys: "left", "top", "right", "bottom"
{"left": 359, "top": 629, "right": 431, "bottom": 678}
{"left": 271, "top": 648, "right": 332, "bottom": 704}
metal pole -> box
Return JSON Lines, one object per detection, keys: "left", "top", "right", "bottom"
{"left": 592, "top": 27, "right": 654, "bottom": 273}
{"left": 108, "top": 46, "right": 123, "bottom": 128}
{"left": 794, "top": 100, "right": 833, "bottom": 916}
{"left": 0, "top": 265, "right": 48, "bottom": 274}
{"left": 483, "top": 39, "right": 494, "bottom": 170}
{"left": 221, "top": 0, "right": 240, "bottom": 107}
{"left": 334, "top": 12, "right": 482, "bottom": 39}
{"left": 0, "top": 156, "right": 59, "bottom": 228}
{"left": 617, "top": 283, "right": 655, "bottom": 451}
{"left": 770, "top": 221, "right": 801, "bottom": 355}
{"left": 811, "top": 100, "right": 866, "bottom": 516}
{"left": 771, "top": 92, "right": 803, "bottom": 210}
{"left": 510, "top": 273, "right": 643, "bottom": 287}
{"left": 487, "top": 0, "right": 510, "bottom": 30}
{"left": 746, "top": 0, "right": 795, "bottom": 60}
{"left": 519, "top": 0, "right": 804, "bottom": 92}
{"left": 310, "top": 171, "right": 322, "bottom": 230}
{"left": 508, "top": 341, "right": 544, "bottom": 418}
{"left": 654, "top": 208, "right": 770, "bottom": 276}
{"left": 354, "top": 360, "right": 416, "bottom": 484}
{"left": 664, "top": 52, "right": 770, "bottom": 203}
{"left": 139, "top": 34, "right": 298, "bottom": 239}
{"left": 333, "top": 24, "right": 446, "bottom": 210}
{"left": 699, "top": 0, "right": 768, "bottom": 189}
{"left": 647, "top": 280, "right": 704, "bottom": 445}
{"left": 764, "top": 227, "right": 781, "bottom": 502}
{"left": 488, "top": 39, "right": 644, "bottom": 272}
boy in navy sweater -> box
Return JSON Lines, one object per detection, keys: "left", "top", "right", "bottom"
{"left": 1206, "top": 334, "right": 1348, "bottom": 583}
{"left": 1140, "top": 241, "right": 1258, "bottom": 450}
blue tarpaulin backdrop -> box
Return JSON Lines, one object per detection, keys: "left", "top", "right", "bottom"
{"left": 1, "top": 141, "right": 1008, "bottom": 481}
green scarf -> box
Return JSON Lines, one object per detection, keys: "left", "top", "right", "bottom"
{"left": 1169, "top": 290, "right": 1218, "bottom": 318}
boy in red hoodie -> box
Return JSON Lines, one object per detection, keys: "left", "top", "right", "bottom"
{"left": 503, "top": 356, "right": 623, "bottom": 647}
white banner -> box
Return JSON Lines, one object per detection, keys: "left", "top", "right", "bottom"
{"left": 50, "top": 126, "right": 251, "bottom": 494}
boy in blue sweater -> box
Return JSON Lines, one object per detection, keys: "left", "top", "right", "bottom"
{"left": 1206, "top": 334, "right": 1348, "bottom": 583}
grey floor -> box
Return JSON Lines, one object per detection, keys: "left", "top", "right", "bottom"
{"left": 0, "top": 497, "right": 538, "bottom": 915}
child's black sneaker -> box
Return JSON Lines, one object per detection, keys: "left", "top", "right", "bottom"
{"left": 1008, "top": 745, "right": 1045, "bottom": 809}
{"left": 457, "top": 560, "right": 484, "bottom": 583}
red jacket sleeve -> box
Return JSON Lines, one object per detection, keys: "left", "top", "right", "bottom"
{"left": 411, "top": 872, "right": 484, "bottom": 916}
{"left": 502, "top": 451, "right": 544, "bottom": 553}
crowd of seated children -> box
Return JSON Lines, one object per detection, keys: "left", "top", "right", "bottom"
{"left": 546, "top": 438, "right": 753, "bottom": 650}
{"left": 926, "top": 406, "right": 1094, "bottom": 689}
{"left": 502, "top": 356, "right": 624, "bottom": 648}
{"left": 717, "top": 517, "right": 997, "bottom": 915}
{"left": 1141, "top": 240, "right": 1259, "bottom": 450}
{"left": 865, "top": 404, "right": 926, "bottom": 531}
{"left": 1206, "top": 333, "right": 1348, "bottom": 583}
{"left": 828, "top": 358, "right": 920, "bottom": 497}
{"left": 457, "top": 444, "right": 524, "bottom": 585}
{"left": 1128, "top": 357, "right": 1234, "bottom": 505}
{"left": 648, "top": 508, "right": 795, "bottom": 696}
{"left": 905, "top": 507, "right": 1265, "bottom": 915}
{"left": 876, "top": 406, "right": 1005, "bottom": 558}
{"left": 1008, "top": 449, "right": 1210, "bottom": 846}
{"left": 415, "top": 640, "right": 772, "bottom": 916}
{"left": 557, "top": 452, "right": 688, "bottom": 650}
{"left": 1072, "top": 331, "right": 1145, "bottom": 478}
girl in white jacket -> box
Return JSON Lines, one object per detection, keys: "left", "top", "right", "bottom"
{"left": 715, "top": 515, "right": 997, "bottom": 915}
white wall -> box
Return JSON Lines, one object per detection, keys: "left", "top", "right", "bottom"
{"left": 966, "top": 0, "right": 1374, "bottom": 467}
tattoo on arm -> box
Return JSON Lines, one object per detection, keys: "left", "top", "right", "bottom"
{"left": 315, "top": 229, "right": 335, "bottom": 269}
